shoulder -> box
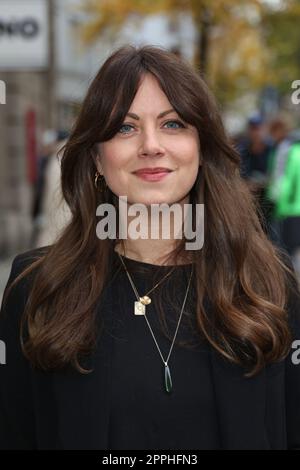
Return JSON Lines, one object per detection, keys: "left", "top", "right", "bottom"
{"left": 7, "top": 246, "right": 51, "bottom": 290}
{"left": 10, "top": 246, "right": 51, "bottom": 275}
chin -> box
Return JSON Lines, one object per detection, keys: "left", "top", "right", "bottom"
{"left": 140, "top": 197, "right": 175, "bottom": 206}
{"left": 126, "top": 191, "right": 186, "bottom": 207}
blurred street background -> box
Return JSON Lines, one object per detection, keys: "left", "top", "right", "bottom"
{"left": 1, "top": 0, "right": 300, "bottom": 300}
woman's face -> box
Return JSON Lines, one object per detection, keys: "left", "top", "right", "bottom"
{"left": 96, "top": 73, "right": 201, "bottom": 206}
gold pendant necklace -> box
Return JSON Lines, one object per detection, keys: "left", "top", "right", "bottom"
{"left": 117, "top": 254, "right": 175, "bottom": 316}
{"left": 118, "top": 252, "right": 194, "bottom": 393}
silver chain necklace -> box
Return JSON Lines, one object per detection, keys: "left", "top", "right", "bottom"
{"left": 118, "top": 253, "right": 194, "bottom": 393}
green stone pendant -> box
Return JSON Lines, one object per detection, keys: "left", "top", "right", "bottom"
{"left": 164, "top": 363, "right": 172, "bottom": 393}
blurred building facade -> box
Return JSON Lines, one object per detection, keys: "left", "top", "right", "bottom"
{"left": 0, "top": 0, "right": 197, "bottom": 258}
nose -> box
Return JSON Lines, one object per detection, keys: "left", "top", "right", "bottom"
{"left": 138, "top": 128, "right": 165, "bottom": 158}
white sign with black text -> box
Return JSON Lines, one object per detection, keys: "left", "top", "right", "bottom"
{"left": 0, "top": 0, "right": 48, "bottom": 69}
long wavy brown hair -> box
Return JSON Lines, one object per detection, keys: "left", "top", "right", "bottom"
{"left": 3, "top": 45, "right": 298, "bottom": 376}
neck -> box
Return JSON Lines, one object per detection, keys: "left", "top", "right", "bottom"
{"left": 114, "top": 240, "right": 185, "bottom": 265}
{"left": 115, "top": 194, "right": 192, "bottom": 266}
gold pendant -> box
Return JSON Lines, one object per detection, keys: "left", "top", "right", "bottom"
{"left": 140, "top": 296, "right": 151, "bottom": 305}
{"left": 134, "top": 301, "right": 145, "bottom": 315}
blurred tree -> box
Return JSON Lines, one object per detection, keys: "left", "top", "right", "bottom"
{"left": 78, "top": 0, "right": 300, "bottom": 104}
{"left": 208, "top": 3, "right": 271, "bottom": 103}
{"left": 80, "top": 0, "right": 263, "bottom": 70}
{"left": 262, "top": 0, "right": 300, "bottom": 95}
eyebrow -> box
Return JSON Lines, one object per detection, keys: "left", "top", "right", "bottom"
{"left": 125, "top": 108, "right": 176, "bottom": 120}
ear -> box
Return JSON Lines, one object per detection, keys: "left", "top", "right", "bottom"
{"left": 93, "top": 143, "right": 103, "bottom": 175}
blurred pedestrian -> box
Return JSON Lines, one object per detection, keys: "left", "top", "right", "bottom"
{"left": 267, "top": 116, "right": 300, "bottom": 276}
{"left": 237, "top": 114, "right": 274, "bottom": 235}
{"left": 30, "top": 129, "right": 58, "bottom": 247}
{"left": 35, "top": 130, "right": 71, "bottom": 247}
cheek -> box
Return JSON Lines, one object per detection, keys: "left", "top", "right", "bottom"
{"left": 178, "top": 143, "right": 200, "bottom": 184}
{"left": 101, "top": 144, "right": 127, "bottom": 171}
{"left": 109, "top": 144, "right": 139, "bottom": 168}
{"left": 173, "top": 140, "right": 200, "bottom": 165}
{"left": 106, "top": 154, "right": 122, "bottom": 169}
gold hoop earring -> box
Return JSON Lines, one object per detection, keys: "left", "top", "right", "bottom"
{"left": 94, "top": 171, "right": 107, "bottom": 192}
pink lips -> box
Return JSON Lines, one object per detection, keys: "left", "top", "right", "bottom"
{"left": 133, "top": 167, "right": 173, "bottom": 182}
{"left": 134, "top": 171, "right": 171, "bottom": 182}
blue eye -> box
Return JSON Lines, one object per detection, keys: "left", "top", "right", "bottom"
{"left": 164, "top": 120, "right": 184, "bottom": 129}
{"left": 118, "top": 120, "right": 185, "bottom": 135}
{"left": 119, "top": 124, "right": 134, "bottom": 134}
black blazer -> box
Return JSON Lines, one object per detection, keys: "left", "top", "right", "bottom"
{"left": 0, "top": 249, "right": 300, "bottom": 450}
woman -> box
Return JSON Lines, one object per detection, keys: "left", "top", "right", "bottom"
{"left": 0, "top": 45, "right": 300, "bottom": 450}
